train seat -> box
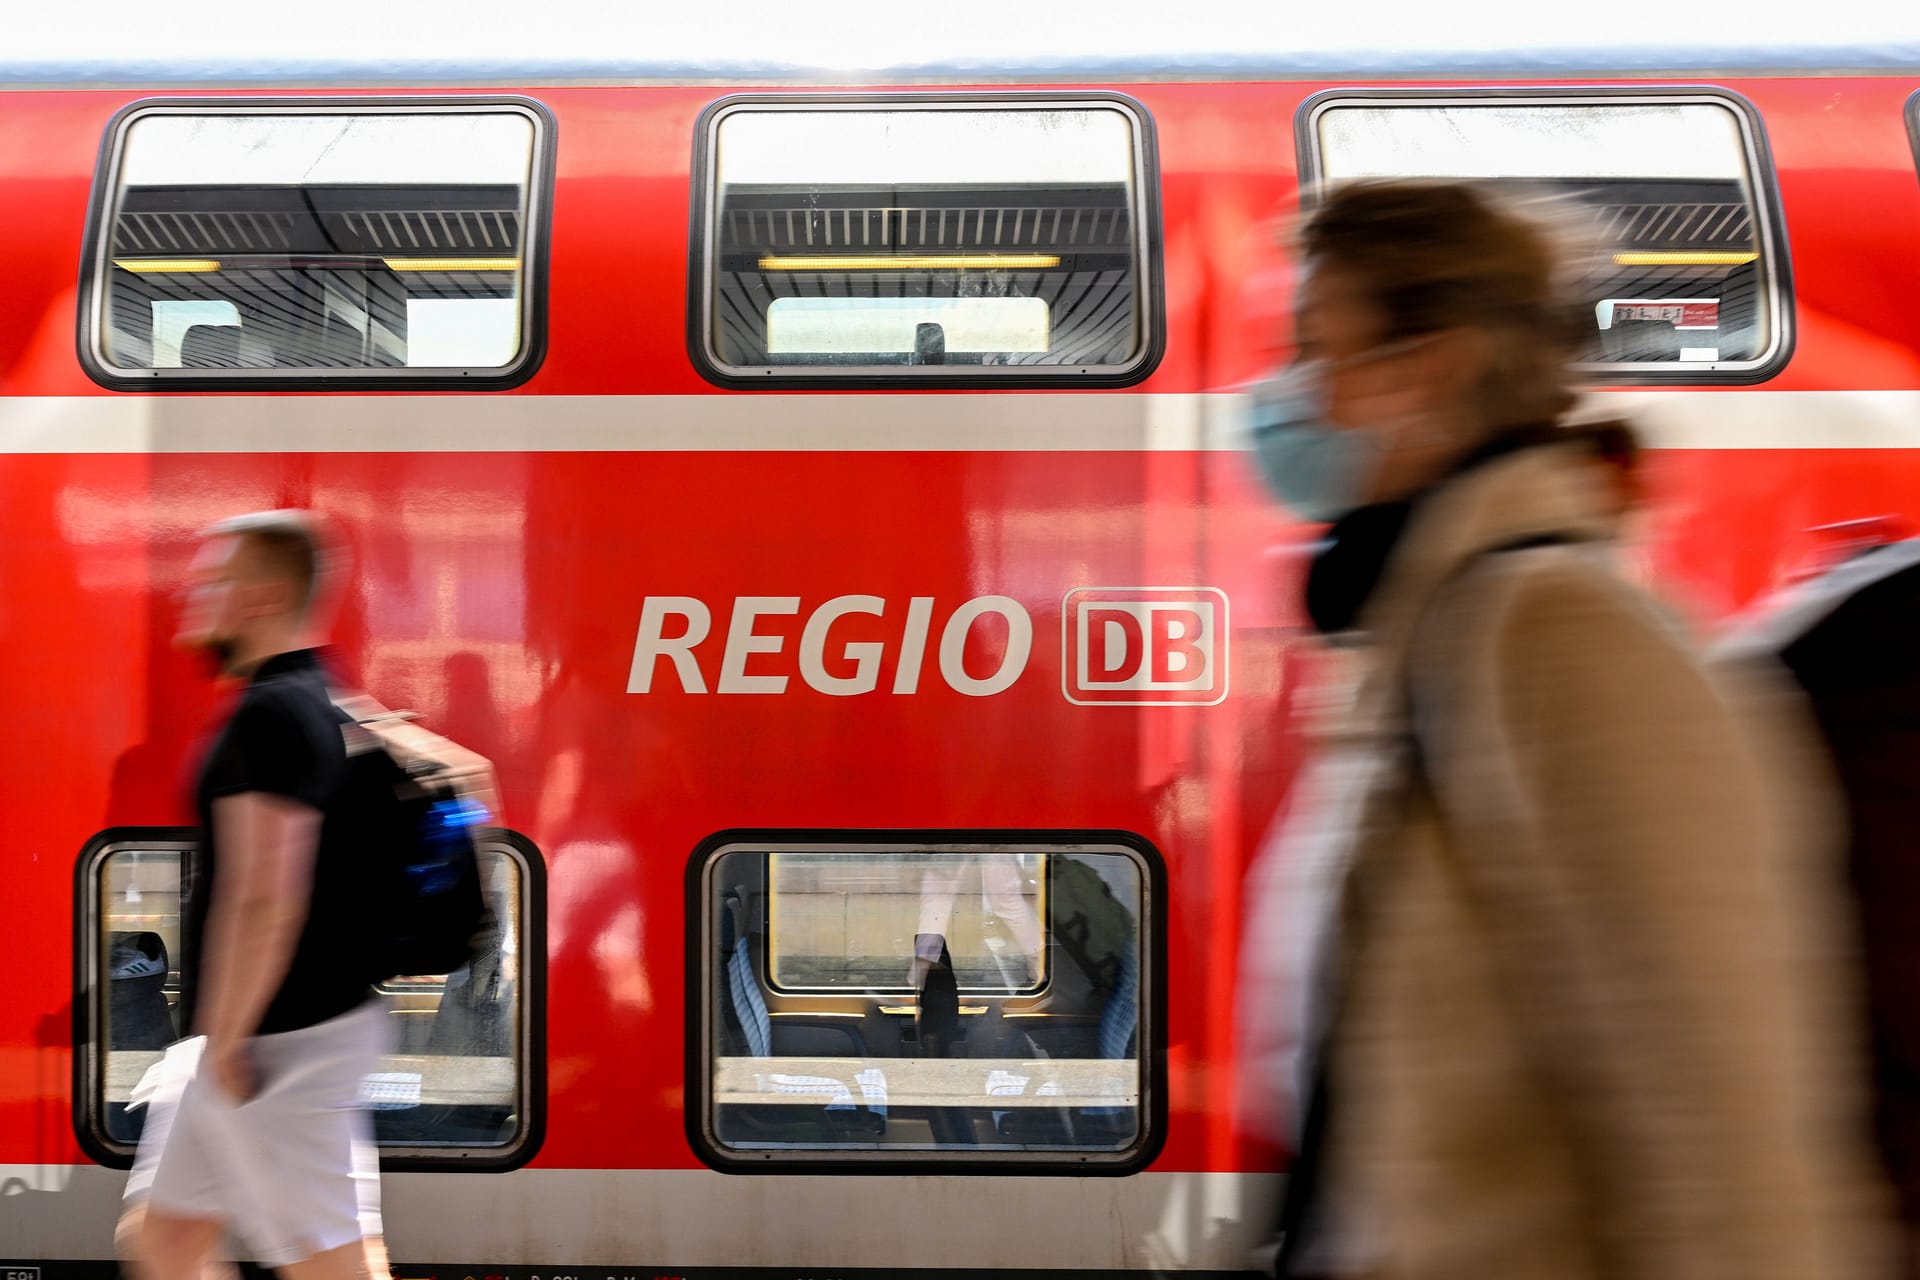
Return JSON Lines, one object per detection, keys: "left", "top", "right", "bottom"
{"left": 178, "top": 324, "right": 242, "bottom": 368}
{"left": 992, "top": 936, "right": 1137, "bottom": 1144}
{"left": 718, "top": 887, "right": 887, "bottom": 1139}
{"left": 177, "top": 322, "right": 277, "bottom": 368}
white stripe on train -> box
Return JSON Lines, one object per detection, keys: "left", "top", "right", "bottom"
{"left": 0, "top": 1163, "right": 1277, "bottom": 1270}
{"left": 1, "top": 390, "right": 1919, "bottom": 453}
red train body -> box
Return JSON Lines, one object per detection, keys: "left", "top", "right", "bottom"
{"left": 3, "top": 43, "right": 1919, "bottom": 1277}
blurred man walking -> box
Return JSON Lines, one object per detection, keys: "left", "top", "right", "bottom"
{"left": 120, "top": 511, "right": 390, "bottom": 1280}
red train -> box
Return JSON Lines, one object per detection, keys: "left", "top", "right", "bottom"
{"left": 3, "top": 35, "right": 1919, "bottom": 1279}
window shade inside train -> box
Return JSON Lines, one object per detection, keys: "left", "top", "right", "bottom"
{"left": 694, "top": 96, "right": 1161, "bottom": 386}
{"left": 1303, "top": 92, "right": 1792, "bottom": 383}
{"left": 82, "top": 100, "right": 551, "bottom": 389}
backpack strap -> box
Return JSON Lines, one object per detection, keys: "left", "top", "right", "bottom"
{"left": 328, "top": 686, "right": 419, "bottom": 726}
{"left": 1402, "top": 532, "right": 1595, "bottom": 702}
{"left": 1392, "top": 531, "right": 1602, "bottom": 844}
{"left": 1453, "top": 530, "right": 1589, "bottom": 567}
{"left": 326, "top": 684, "right": 502, "bottom": 822}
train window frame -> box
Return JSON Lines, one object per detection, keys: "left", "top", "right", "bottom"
{"left": 1907, "top": 87, "right": 1920, "bottom": 193}
{"left": 686, "top": 92, "right": 1166, "bottom": 390}
{"left": 1294, "top": 85, "right": 1796, "bottom": 386}
{"left": 685, "top": 828, "right": 1168, "bottom": 1175}
{"left": 76, "top": 96, "right": 557, "bottom": 393}
{"left": 71, "top": 826, "right": 548, "bottom": 1173}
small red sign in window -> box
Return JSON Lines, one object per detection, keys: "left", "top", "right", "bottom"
{"left": 1609, "top": 300, "right": 1721, "bottom": 330}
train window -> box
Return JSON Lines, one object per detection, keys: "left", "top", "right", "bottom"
{"left": 75, "top": 829, "right": 546, "bottom": 1171}
{"left": 690, "top": 831, "right": 1164, "bottom": 1171}
{"left": 81, "top": 99, "right": 553, "bottom": 390}
{"left": 1300, "top": 91, "right": 1792, "bottom": 383}
{"left": 691, "top": 95, "right": 1163, "bottom": 387}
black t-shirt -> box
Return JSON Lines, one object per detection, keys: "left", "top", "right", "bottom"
{"left": 180, "top": 647, "right": 374, "bottom": 1036}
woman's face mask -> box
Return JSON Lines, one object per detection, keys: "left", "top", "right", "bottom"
{"left": 1247, "top": 261, "right": 1482, "bottom": 523}
{"left": 1248, "top": 362, "right": 1377, "bottom": 524}
{"left": 1247, "top": 339, "right": 1435, "bottom": 523}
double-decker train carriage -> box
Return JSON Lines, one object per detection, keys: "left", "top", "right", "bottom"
{"left": 3, "top": 27, "right": 1919, "bottom": 1279}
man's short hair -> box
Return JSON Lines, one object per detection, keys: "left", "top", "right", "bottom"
{"left": 204, "top": 509, "right": 333, "bottom": 616}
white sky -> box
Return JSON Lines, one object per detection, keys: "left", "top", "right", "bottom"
{"left": 121, "top": 113, "right": 534, "bottom": 186}
{"left": 1320, "top": 103, "right": 1747, "bottom": 181}
{"left": 10, "top": 1, "right": 1920, "bottom": 75}
{"left": 719, "top": 110, "right": 1132, "bottom": 186}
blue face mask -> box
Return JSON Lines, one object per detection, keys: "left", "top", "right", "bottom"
{"left": 1246, "top": 362, "right": 1381, "bottom": 524}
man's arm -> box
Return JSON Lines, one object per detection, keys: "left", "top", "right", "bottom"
{"left": 194, "top": 791, "right": 322, "bottom": 1098}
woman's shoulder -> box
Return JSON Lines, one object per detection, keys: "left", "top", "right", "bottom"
{"left": 1432, "top": 539, "right": 1684, "bottom": 655}
{"left": 1402, "top": 539, "right": 1728, "bottom": 732}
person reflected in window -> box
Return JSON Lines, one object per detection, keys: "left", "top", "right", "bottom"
{"left": 909, "top": 855, "right": 1044, "bottom": 993}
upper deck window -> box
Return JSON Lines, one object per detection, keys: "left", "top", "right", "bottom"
{"left": 692, "top": 95, "right": 1162, "bottom": 387}
{"left": 1301, "top": 91, "right": 1792, "bottom": 383}
{"left": 81, "top": 99, "right": 552, "bottom": 390}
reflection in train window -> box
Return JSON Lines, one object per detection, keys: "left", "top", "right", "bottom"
{"left": 79, "top": 832, "right": 542, "bottom": 1168}
{"left": 769, "top": 850, "right": 1049, "bottom": 994}
{"left": 84, "top": 101, "right": 550, "bottom": 386}
{"left": 693, "top": 833, "right": 1161, "bottom": 1170}
{"left": 694, "top": 97, "right": 1160, "bottom": 384}
{"left": 1304, "top": 93, "right": 1790, "bottom": 381}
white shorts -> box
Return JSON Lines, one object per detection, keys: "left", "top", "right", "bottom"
{"left": 125, "top": 999, "right": 390, "bottom": 1267}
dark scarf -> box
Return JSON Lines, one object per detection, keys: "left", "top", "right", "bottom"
{"left": 1304, "top": 425, "right": 1565, "bottom": 635}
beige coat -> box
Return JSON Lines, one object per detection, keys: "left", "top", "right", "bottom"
{"left": 1296, "top": 443, "right": 1888, "bottom": 1279}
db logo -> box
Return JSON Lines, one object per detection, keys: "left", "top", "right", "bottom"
{"left": 1062, "top": 587, "right": 1229, "bottom": 706}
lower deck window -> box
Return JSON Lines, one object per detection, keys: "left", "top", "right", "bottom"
{"left": 77, "top": 830, "right": 543, "bottom": 1170}
{"left": 692, "top": 832, "right": 1160, "bottom": 1171}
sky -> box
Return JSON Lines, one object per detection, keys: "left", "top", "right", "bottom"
{"left": 10, "top": 0, "right": 1920, "bottom": 79}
